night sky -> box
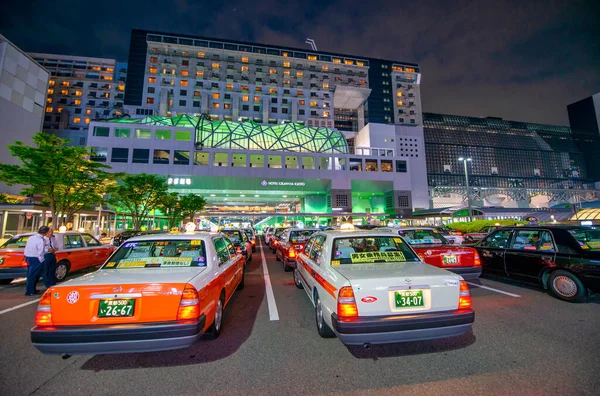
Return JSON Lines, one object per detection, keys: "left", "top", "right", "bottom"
{"left": 1, "top": 0, "right": 598, "bottom": 126}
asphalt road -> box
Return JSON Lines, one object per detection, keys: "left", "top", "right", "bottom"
{"left": 1, "top": 240, "right": 599, "bottom": 395}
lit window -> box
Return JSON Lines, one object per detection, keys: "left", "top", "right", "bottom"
{"left": 181, "top": 70, "right": 189, "bottom": 76}
{"left": 45, "top": 106, "right": 52, "bottom": 113}
{"left": 224, "top": 103, "right": 231, "bottom": 110}
{"left": 226, "top": 83, "right": 233, "bottom": 90}
{"left": 196, "top": 71, "right": 204, "bottom": 77}
{"left": 283, "top": 61, "right": 290, "bottom": 68}
{"left": 299, "top": 100, "right": 305, "bottom": 106}
{"left": 242, "top": 95, "right": 249, "bottom": 102}
{"left": 86, "top": 109, "right": 91, "bottom": 115}
{"left": 212, "top": 103, "right": 220, "bottom": 108}
{"left": 57, "top": 108, "right": 63, "bottom": 113}
{"left": 310, "top": 101, "right": 317, "bottom": 107}
{"left": 171, "top": 70, "right": 176, "bottom": 75}
{"left": 75, "top": 90, "right": 82, "bottom": 97}
{"left": 308, "top": 55, "right": 317, "bottom": 61}
{"left": 332, "top": 58, "right": 341, "bottom": 64}
{"left": 269, "top": 88, "right": 277, "bottom": 94}
{"left": 149, "top": 67, "right": 157, "bottom": 74}
{"left": 241, "top": 65, "right": 249, "bottom": 72}
{"left": 297, "top": 90, "right": 304, "bottom": 96}
{"left": 148, "top": 77, "right": 156, "bottom": 83}
{"left": 254, "top": 96, "right": 260, "bottom": 102}
{"left": 296, "top": 71, "right": 303, "bottom": 77}
{"left": 405, "top": 67, "right": 415, "bottom": 73}
{"left": 103, "top": 75, "right": 113, "bottom": 81}
{"left": 106, "top": 67, "right": 114, "bottom": 72}
{"left": 46, "top": 97, "right": 52, "bottom": 103}
{"left": 359, "top": 79, "right": 366, "bottom": 85}
{"left": 241, "top": 85, "right": 249, "bottom": 91}
{"left": 182, "top": 51, "right": 189, "bottom": 57}
{"left": 194, "top": 91, "right": 201, "bottom": 97}
{"left": 323, "top": 111, "right": 329, "bottom": 117}
{"left": 322, "top": 83, "right": 329, "bottom": 89}
{"left": 181, "top": 80, "right": 188, "bottom": 86}
{"left": 92, "top": 66, "right": 101, "bottom": 71}
{"left": 322, "top": 66, "right": 328, "bottom": 71}
{"left": 283, "top": 79, "right": 291, "bottom": 85}
{"left": 150, "top": 57, "right": 158, "bottom": 63}
{"left": 118, "top": 84, "right": 125, "bottom": 91}
{"left": 73, "top": 117, "right": 81, "bottom": 123}
{"left": 49, "top": 80, "right": 55, "bottom": 86}
{"left": 61, "top": 89, "right": 68, "bottom": 95}
{"left": 242, "top": 57, "right": 248, "bottom": 63}
{"left": 397, "top": 92, "right": 403, "bottom": 97}
{"left": 84, "top": 118, "right": 90, "bottom": 124}
{"left": 147, "top": 97, "right": 155, "bottom": 104}
{"left": 282, "top": 52, "right": 289, "bottom": 57}
{"left": 270, "top": 69, "right": 276, "bottom": 75}
{"left": 212, "top": 62, "right": 220, "bottom": 69}
{"left": 357, "top": 61, "right": 365, "bottom": 67}
{"left": 198, "top": 52, "right": 205, "bottom": 58}
{"left": 255, "top": 87, "right": 262, "bottom": 92}
{"left": 397, "top": 100, "right": 403, "bottom": 106}
{"left": 48, "top": 88, "right": 54, "bottom": 95}
{"left": 74, "top": 99, "right": 81, "bottom": 105}
{"left": 344, "top": 59, "right": 354, "bottom": 65}
{"left": 212, "top": 92, "right": 220, "bottom": 99}
{"left": 284, "top": 70, "right": 290, "bottom": 76}
{"left": 62, "top": 81, "right": 70, "bottom": 87}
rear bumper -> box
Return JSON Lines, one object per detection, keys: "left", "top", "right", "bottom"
{"left": 31, "top": 315, "right": 206, "bottom": 355}
{"left": 331, "top": 309, "right": 474, "bottom": 345}
{"left": 283, "top": 256, "right": 297, "bottom": 267}
{"left": 446, "top": 266, "right": 482, "bottom": 280}
{"left": 0, "top": 267, "right": 27, "bottom": 279}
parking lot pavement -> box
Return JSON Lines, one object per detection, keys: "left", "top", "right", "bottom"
{"left": 0, "top": 241, "right": 599, "bottom": 395}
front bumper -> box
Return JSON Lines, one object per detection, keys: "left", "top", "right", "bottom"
{"left": 0, "top": 267, "right": 27, "bottom": 280}
{"left": 446, "top": 266, "right": 482, "bottom": 280}
{"left": 31, "top": 315, "right": 206, "bottom": 355}
{"left": 331, "top": 309, "right": 474, "bottom": 345}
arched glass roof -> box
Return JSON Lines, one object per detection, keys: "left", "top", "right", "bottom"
{"left": 570, "top": 209, "right": 600, "bottom": 221}
{"left": 108, "top": 115, "right": 348, "bottom": 154}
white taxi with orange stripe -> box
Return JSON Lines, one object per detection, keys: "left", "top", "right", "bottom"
{"left": 293, "top": 230, "right": 474, "bottom": 345}
{"left": 31, "top": 232, "right": 246, "bottom": 355}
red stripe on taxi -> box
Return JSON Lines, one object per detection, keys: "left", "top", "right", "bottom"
{"left": 297, "top": 257, "right": 337, "bottom": 298}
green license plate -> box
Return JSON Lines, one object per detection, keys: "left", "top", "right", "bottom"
{"left": 442, "top": 254, "right": 458, "bottom": 265}
{"left": 394, "top": 290, "right": 424, "bottom": 308}
{"left": 98, "top": 299, "right": 135, "bottom": 317}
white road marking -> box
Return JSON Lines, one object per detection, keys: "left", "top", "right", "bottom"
{"left": 0, "top": 298, "right": 41, "bottom": 315}
{"left": 260, "top": 241, "right": 279, "bottom": 321}
{"left": 467, "top": 282, "right": 521, "bottom": 298}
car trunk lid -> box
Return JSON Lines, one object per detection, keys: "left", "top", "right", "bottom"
{"left": 411, "top": 245, "right": 478, "bottom": 267}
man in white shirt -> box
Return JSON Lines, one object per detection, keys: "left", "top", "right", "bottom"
{"left": 24, "top": 226, "right": 50, "bottom": 296}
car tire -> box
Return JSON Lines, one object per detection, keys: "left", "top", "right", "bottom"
{"left": 0, "top": 279, "right": 13, "bottom": 285}
{"left": 315, "top": 293, "right": 335, "bottom": 338}
{"left": 275, "top": 253, "right": 280, "bottom": 262}
{"left": 283, "top": 260, "right": 291, "bottom": 272}
{"left": 204, "top": 294, "right": 225, "bottom": 340}
{"left": 55, "top": 261, "right": 70, "bottom": 282}
{"left": 236, "top": 266, "right": 245, "bottom": 290}
{"left": 252, "top": 246, "right": 256, "bottom": 253}
{"left": 293, "top": 268, "right": 303, "bottom": 289}
{"left": 548, "top": 270, "right": 587, "bottom": 303}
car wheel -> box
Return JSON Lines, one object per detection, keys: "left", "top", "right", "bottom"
{"left": 0, "top": 279, "right": 13, "bottom": 285}
{"left": 55, "top": 261, "right": 70, "bottom": 282}
{"left": 204, "top": 294, "right": 224, "bottom": 340}
{"left": 236, "top": 266, "right": 245, "bottom": 290}
{"left": 252, "top": 246, "right": 256, "bottom": 253}
{"left": 315, "top": 293, "right": 335, "bottom": 338}
{"left": 283, "top": 260, "right": 291, "bottom": 272}
{"left": 293, "top": 268, "right": 303, "bottom": 289}
{"left": 275, "top": 252, "right": 280, "bottom": 262}
{"left": 548, "top": 270, "right": 587, "bottom": 303}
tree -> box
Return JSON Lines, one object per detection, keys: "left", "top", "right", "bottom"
{"left": 0, "top": 133, "right": 116, "bottom": 229}
{"left": 157, "top": 192, "right": 183, "bottom": 229}
{"left": 108, "top": 174, "right": 169, "bottom": 230}
{"left": 179, "top": 194, "right": 207, "bottom": 223}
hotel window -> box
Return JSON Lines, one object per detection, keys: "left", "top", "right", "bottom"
{"left": 181, "top": 80, "right": 188, "bottom": 87}
{"left": 49, "top": 80, "right": 55, "bottom": 86}
{"left": 111, "top": 148, "right": 129, "bottom": 163}
{"left": 47, "top": 88, "right": 54, "bottom": 95}
{"left": 180, "top": 89, "right": 187, "bottom": 96}
{"left": 224, "top": 103, "right": 231, "bottom": 110}
{"left": 148, "top": 77, "right": 156, "bottom": 83}
{"left": 282, "top": 52, "right": 289, "bottom": 57}
{"left": 283, "top": 79, "right": 291, "bottom": 85}
{"left": 357, "top": 61, "right": 365, "bottom": 67}
{"left": 135, "top": 129, "right": 151, "bottom": 139}
{"left": 241, "top": 65, "right": 249, "bottom": 72}
{"left": 296, "top": 71, "right": 303, "bottom": 77}
{"left": 269, "top": 88, "right": 277, "bottom": 94}
{"left": 45, "top": 106, "right": 52, "bottom": 113}
{"left": 397, "top": 100, "right": 403, "bottom": 106}
{"left": 214, "top": 152, "right": 228, "bottom": 167}
{"left": 297, "top": 90, "right": 304, "bottom": 96}
{"left": 241, "top": 57, "right": 249, "bottom": 63}
{"left": 194, "top": 152, "right": 209, "bottom": 166}
{"left": 197, "top": 52, "right": 205, "bottom": 58}
{"left": 249, "top": 154, "right": 264, "bottom": 167}
{"left": 322, "top": 83, "right": 329, "bottom": 89}
{"left": 72, "top": 117, "right": 81, "bottom": 124}
{"left": 299, "top": 100, "right": 305, "bottom": 106}
{"left": 212, "top": 103, "right": 220, "bottom": 109}
{"left": 269, "top": 69, "right": 276, "bottom": 75}
{"left": 115, "top": 128, "right": 131, "bottom": 138}
{"left": 132, "top": 149, "right": 150, "bottom": 164}
{"left": 271, "top": 107, "right": 277, "bottom": 113}
{"left": 323, "top": 111, "right": 329, "bottom": 117}
{"left": 182, "top": 60, "right": 189, "bottom": 66}
{"left": 57, "top": 108, "right": 63, "bottom": 113}
{"left": 226, "top": 83, "right": 233, "bottom": 90}
{"left": 181, "top": 70, "right": 189, "bottom": 77}
{"left": 232, "top": 154, "right": 247, "bottom": 167}
{"left": 396, "top": 160, "right": 407, "bottom": 173}
{"left": 46, "top": 98, "right": 52, "bottom": 104}
{"left": 147, "top": 97, "right": 155, "bottom": 104}
{"left": 85, "top": 109, "right": 91, "bottom": 115}
{"left": 153, "top": 149, "right": 170, "bottom": 164}
{"left": 345, "top": 59, "right": 354, "bottom": 65}
{"left": 93, "top": 127, "right": 109, "bottom": 137}
{"left": 212, "top": 62, "right": 220, "bottom": 69}
{"left": 174, "top": 151, "right": 190, "bottom": 165}
{"left": 61, "top": 89, "right": 68, "bottom": 95}
{"left": 253, "top": 105, "right": 260, "bottom": 112}
{"left": 62, "top": 81, "right": 69, "bottom": 87}
{"left": 267, "top": 155, "right": 282, "bottom": 169}
{"left": 283, "top": 70, "right": 290, "bottom": 76}
{"left": 155, "top": 130, "right": 171, "bottom": 140}
{"left": 84, "top": 118, "right": 90, "bottom": 124}
{"left": 397, "top": 92, "right": 403, "bottom": 97}
{"left": 150, "top": 57, "right": 158, "bottom": 63}
{"left": 103, "top": 75, "right": 113, "bottom": 81}
{"left": 365, "top": 159, "right": 378, "bottom": 172}
{"left": 381, "top": 160, "right": 393, "bottom": 172}
{"left": 212, "top": 92, "right": 220, "bottom": 99}
{"left": 149, "top": 67, "right": 157, "bottom": 74}
{"left": 242, "top": 95, "right": 249, "bottom": 102}
{"left": 254, "top": 96, "right": 260, "bottom": 102}
{"left": 255, "top": 87, "right": 262, "bottom": 92}
{"left": 179, "top": 100, "right": 186, "bottom": 106}
{"left": 322, "top": 66, "right": 328, "bottom": 72}
{"left": 308, "top": 55, "right": 317, "bottom": 61}
{"left": 90, "top": 147, "right": 108, "bottom": 162}
{"left": 310, "top": 101, "right": 317, "bottom": 107}
{"left": 241, "top": 85, "right": 249, "bottom": 91}
{"left": 405, "top": 67, "right": 415, "bottom": 73}
{"left": 332, "top": 58, "right": 341, "bottom": 64}
{"left": 196, "top": 71, "right": 204, "bottom": 77}
{"left": 283, "top": 61, "right": 290, "bottom": 68}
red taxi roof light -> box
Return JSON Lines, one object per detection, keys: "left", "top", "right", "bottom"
{"left": 35, "top": 290, "right": 53, "bottom": 327}
{"left": 458, "top": 280, "right": 472, "bottom": 309}
{"left": 337, "top": 286, "right": 358, "bottom": 318}
{"left": 177, "top": 284, "right": 200, "bottom": 321}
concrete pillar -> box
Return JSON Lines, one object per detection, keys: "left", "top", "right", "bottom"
{"left": 1, "top": 210, "right": 8, "bottom": 238}
{"left": 232, "top": 93, "right": 240, "bottom": 121}
{"left": 357, "top": 104, "right": 365, "bottom": 131}
{"left": 291, "top": 100, "right": 298, "bottom": 123}
{"left": 262, "top": 95, "right": 269, "bottom": 124}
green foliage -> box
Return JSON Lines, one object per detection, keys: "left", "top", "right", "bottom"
{"left": 179, "top": 194, "right": 207, "bottom": 222}
{"left": 0, "top": 194, "right": 23, "bottom": 204}
{"left": 157, "top": 192, "right": 183, "bottom": 229}
{"left": 108, "top": 174, "right": 169, "bottom": 230}
{"left": 446, "top": 219, "right": 527, "bottom": 233}
{"left": 0, "top": 133, "right": 116, "bottom": 228}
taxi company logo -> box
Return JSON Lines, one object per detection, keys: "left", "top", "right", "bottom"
{"left": 66, "top": 291, "right": 79, "bottom": 304}
{"left": 112, "top": 286, "right": 122, "bottom": 292}
{"left": 361, "top": 296, "right": 378, "bottom": 303}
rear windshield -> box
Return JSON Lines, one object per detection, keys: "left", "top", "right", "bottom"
{"left": 221, "top": 230, "right": 243, "bottom": 243}
{"left": 289, "top": 230, "right": 317, "bottom": 243}
{"left": 397, "top": 229, "right": 447, "bottom": 245}
{"left": 274, "top": 228, "right": 285, "bottom": 237}
{"left": 103, "top": 239, "right": 207, "bottom": 269}
{"left": 1, "top": 235, "right": 30, "bottom": 249}
{"left": 332, "top": 236, "right": 418, "bottom": 264}
{"left": 569, "top": 229, "right": 600, "bottom": 250}
{"left": 243, "top": 229, "right": 254, "bottom": 238}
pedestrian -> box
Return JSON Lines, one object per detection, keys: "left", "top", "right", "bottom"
{"left": 43, "top": 228, "right": 58, "bottom": 287}
{"left": 95, "top": 231, "right": 107, "bottom": 241}
{"left": 24, "top": 226, "right": 50, "bottom": 296}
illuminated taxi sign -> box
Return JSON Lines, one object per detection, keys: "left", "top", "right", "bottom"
{"left": 350, "top": 251, "right": 406, "bottom": 263}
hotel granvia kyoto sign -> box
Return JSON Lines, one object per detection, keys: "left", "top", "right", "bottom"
{"left": 261, "top": 180, "right": 306, "bottom": 187}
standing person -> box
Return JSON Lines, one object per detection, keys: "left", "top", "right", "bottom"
{"left": 43, "top": 229, "right": 58, "bottom": 287}
{"left": 24, "top": 226, "right": 50, "bottom": 296}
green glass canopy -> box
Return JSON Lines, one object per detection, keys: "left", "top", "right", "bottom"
{"left": 107, "top": 115, "right": 348, "bottom": 154}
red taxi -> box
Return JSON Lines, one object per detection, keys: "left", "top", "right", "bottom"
{"left": 275, "top": 228, "right": 319, "bottom": 271}
{"left": 377, "top": 227, "right": 481, "bottom": 279}
{"left": 0, "top": 232, "right": 115, "bottom": 284}
{"left": 31, "top": 232, "right": 245, "bottom": 355}
{"left": 269, "top": 227, "right": 287, "bottom": 253}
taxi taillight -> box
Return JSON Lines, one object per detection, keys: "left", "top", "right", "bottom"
{"left": 417, "top": 253, "right": 425, "bottom": 261}
{"left": 337, "top": 286, "right": 358, "bottom": 318}
{"left": 21, "top": 258, "right": 28, "bottom": 267}
{"left": 474, "top": 253, "right": 481, "bottom": 266}
{"left": 459, "top": 280, "right": 472, "bottom": 309}
{"left": 177, "top": 285, "right": 200, "bottom": 321}
{"left": 288, "top": 249, "right": 296, "bottom": 258}
{"left": 35, "top": 290, "right": 53, "bottom": 327}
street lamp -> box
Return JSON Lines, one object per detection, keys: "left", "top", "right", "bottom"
{"left": 458, "top": 157, "right": 473, "bottom": 222}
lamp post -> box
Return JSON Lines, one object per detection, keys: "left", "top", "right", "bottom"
{"left": 458, "top": 157, "right": 473, "bottom": 222}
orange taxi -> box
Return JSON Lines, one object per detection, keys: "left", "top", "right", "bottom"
{"left": 31, "top": 232, "right": 245, "bottom": 355}
{"left": 0, "top": 232, "right": 115, "bottom": 284}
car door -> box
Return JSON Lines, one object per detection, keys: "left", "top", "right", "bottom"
{"left": 213, "top": 237, "right": 240, "bottom": 300}
{"left": 477, "top": 229, "right": 514, "bottom": 276}
{"left": 298, "top": 235, "right": 325, "bottom": 295}
{"left": 81, "top": 233, "right": 109, "bottom": 264}
{"left": 505, "top": 229, "right": 556, "bottom": 282}
{"left": 61, "top": 233, "right": 91, "bottom": 272}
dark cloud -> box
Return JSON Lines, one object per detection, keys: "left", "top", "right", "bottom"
{"left": 1, "top": 0, "right": 598, "bottom": 125}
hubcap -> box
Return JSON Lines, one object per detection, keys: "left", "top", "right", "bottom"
{"left": 553, "top": 276, "right": 577, "bottom": 298}
{"left": 316, "top": 298, "right": 323, "bottom": 329}
{"left": 55, "top": 265, "right": 67, "bottom": 280}
{"left": 215, "top": 299, "right": 223, "bottom": 331}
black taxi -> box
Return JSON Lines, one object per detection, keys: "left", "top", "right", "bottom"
{"left": 475, "top": 225, "right": 600, "bottom": 302}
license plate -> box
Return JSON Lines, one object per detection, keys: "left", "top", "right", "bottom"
{"left": 394, "top": 290, "right": 424, "bottom": 308}
{"left": 98, "top": 299, "right": 135, "bottom": 317}
{"left": 442, "top": 254, "right": 458, "bottom": 265}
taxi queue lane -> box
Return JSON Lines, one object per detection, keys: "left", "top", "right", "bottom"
{"left": 0, "top": 239, "right": 599, "bottom": 396}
